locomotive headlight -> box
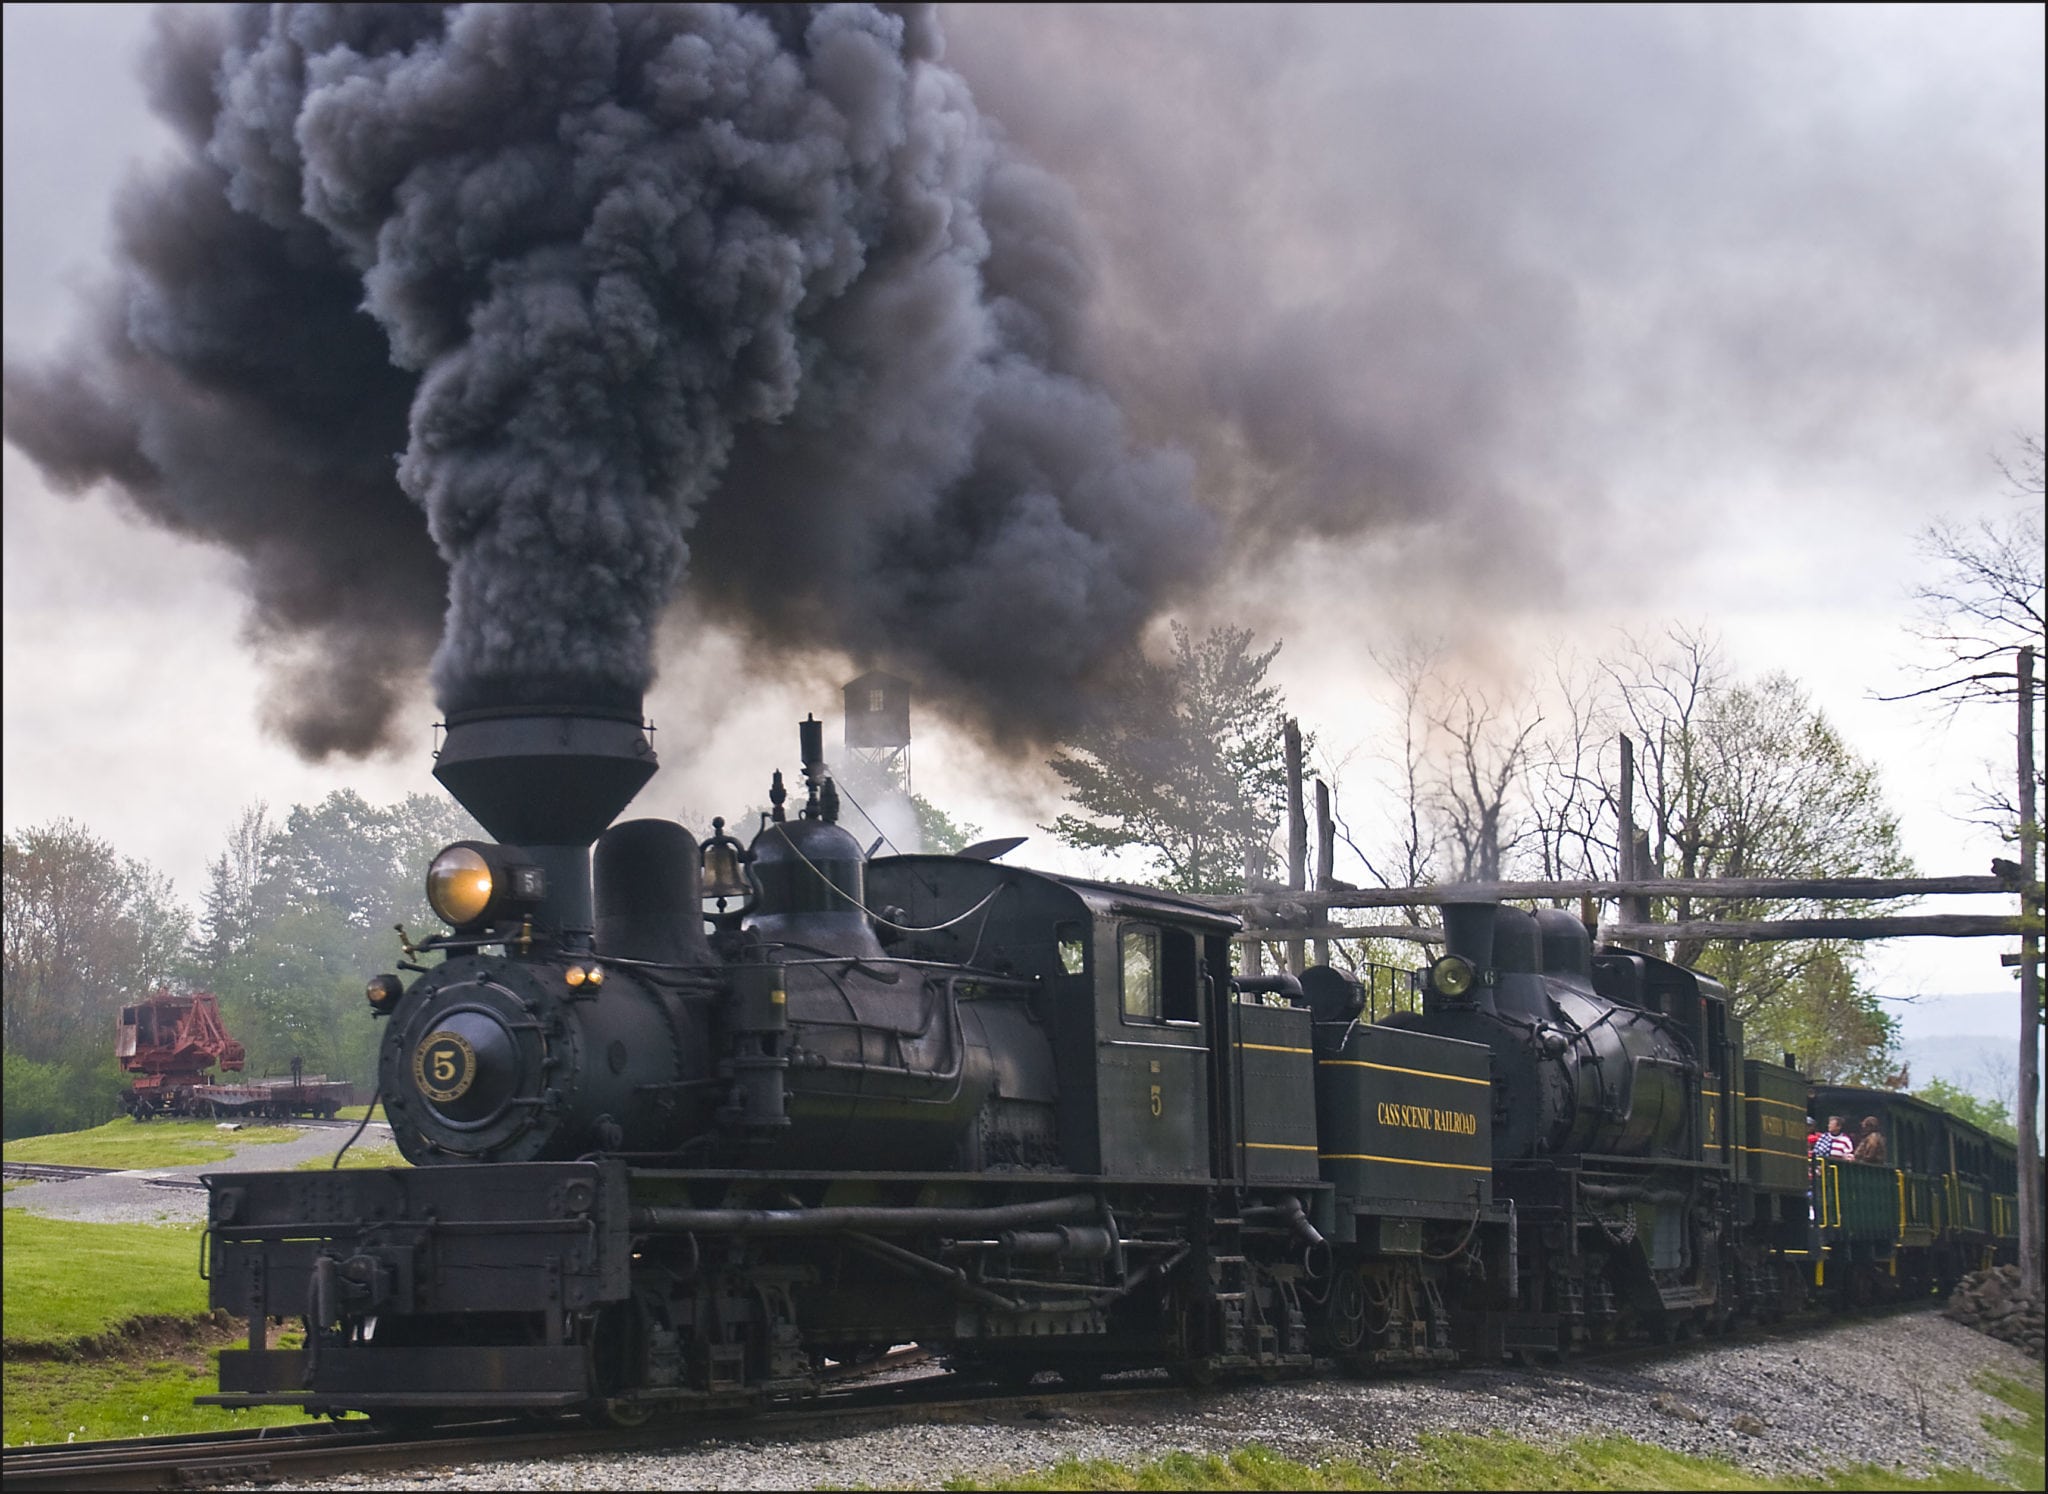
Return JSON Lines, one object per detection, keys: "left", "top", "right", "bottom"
{"left": 365, "top": 974, "right": 404, "bottom": 1013}
{"left": 1429, "top": 953, "right": 1477, "bottom": 999}
{"left": 427, "top": 844, "right": 495, "bottom": 926}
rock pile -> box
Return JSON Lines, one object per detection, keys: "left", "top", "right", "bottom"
{"left": 1943, "top": 1264, "right": 2045, "bottom": 1358}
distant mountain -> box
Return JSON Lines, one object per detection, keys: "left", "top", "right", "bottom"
{"left": 1901, "top": 1034, "right": 2015, "bottom": 1092}
{"left": 1898, "top": 1032, "right": 2042, "bottom": 1129}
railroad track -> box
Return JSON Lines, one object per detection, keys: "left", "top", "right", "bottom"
{"left": 3, "top": 1162, "right": 114, "bottom": 1185}
{"left": 2, "top": 1349, "right": 1205, "bottom": 1492}
{"left": 1, "top": 1162, "right": 206, "bottom": 1192}
{"left": 292, "top": 1117, "right": 396, "bottom": 1132}
{"left": 0, "top": 1304, "right": 1944, "bottom": 1491}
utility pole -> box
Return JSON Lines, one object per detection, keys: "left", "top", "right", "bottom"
{"left": 1285, "top": 718, "right": 1306, "bottom": 975}
{"left": 1315, "top": 778, "right": 1334, "bottom": 969}
{"left": 1618, "top": 735, "right": 1649, "bottom": 949}
{"left": 2017, "top": 646, "right": 2041, "bottom": 1302}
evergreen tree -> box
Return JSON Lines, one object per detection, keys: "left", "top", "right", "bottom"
{"left": 1047, "top": 623, "right": 1298, "bottom": 894}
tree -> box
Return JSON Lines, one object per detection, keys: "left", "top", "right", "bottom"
{"left": 832, "top": 758, "right": 982, "bottom": 857}
{"left": 196, "top": 801, "right": 274, "bottom": 974}
{"left": 194, "top": 791, "right": 481, "bottom": 1085}
{"left": 1606, "top": 637, "right": 1912, "bottom": 1077}
{"left": 1894, "top": 434, "right": 2045, "bottom": 718}
{"left": 1885, "top": 435, "right": 2044, "bottom": 1299}
{"left": 1047, "top": 623, "right": 1296, "bottom": 894}
{"left": 3, "top": 819, "right": 189, "bottom": 1066}
{"left": 911, "top": 794, "right": 981, "bottom": 856}
{"left": 1913, "top": 1076, "right": 2018, "bottom": 1145}
{"left": 1523, "top": 646, "right": 1614, "bottom": 886}
{"left": 2, "top": 820, "right": 191, "bottom": 1135}
{"left": 1425, "top": 681, "right": 1543, "bottom": 883}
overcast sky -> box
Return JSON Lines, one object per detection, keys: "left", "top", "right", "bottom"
{"left": 4, "top": 3, "right": 2041, "bottom": 1050}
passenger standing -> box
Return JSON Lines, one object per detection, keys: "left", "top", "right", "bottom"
{"left": 1816, "top": 1115, "right": 1855, "bottom": 1161}
{"left": 1853, "top": 1115, "right": 1887, "bottom": 1165}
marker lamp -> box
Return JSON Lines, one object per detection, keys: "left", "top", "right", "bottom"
{"left": 1430, "top": 954, "right": 1477, "bottom": 999}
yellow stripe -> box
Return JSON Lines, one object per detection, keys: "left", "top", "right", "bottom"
{"left": 1240, "top": 1043, "right": 1313, "bottom": 1055}
{"left": 1702, "top": 1088, "right": 1723, "bottom": 1098}
{"left": 1744, "top": 1095, "right": 1806, "bottom": 1113}
{"left": 1317, "top": 1060, "right": 1490, "bottom": 1087}
{"left": 1244, "top": 1141, "right": 1319, "bottom": 1152}
{"left": 1319, "top": 1153, "right": 1491, "bottom": 1174}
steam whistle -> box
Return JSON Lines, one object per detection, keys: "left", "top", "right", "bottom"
{"left": 797, "top": 714, "right": 836, "bottom": 822}
{"left": 802, "top": 713, "right": 827, "bottom": 819}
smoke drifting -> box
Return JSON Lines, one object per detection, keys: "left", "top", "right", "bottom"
{"left": 937, "top": 5, "right": 2045, "bottom": 615}
{"left": 7, "top": 5, "right": 2039, "bottom": 763}
{"left": 3, "top": 2, "right": 1213, "bottom": 753}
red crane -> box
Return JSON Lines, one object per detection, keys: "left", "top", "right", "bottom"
{"left": 116, "top": 990, "right": 246, "bottom": 1119}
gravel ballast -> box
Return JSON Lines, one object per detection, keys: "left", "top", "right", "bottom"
{"left": 12, "top": 1149, "right": 2033, "bottom": 1487}
{"left": 215, "top": 1308, "right": 2035, "bottom": 1490}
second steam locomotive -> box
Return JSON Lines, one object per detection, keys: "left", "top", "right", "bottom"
{"left": 198, "top": 704, "right": 2021, "bottom": 1421}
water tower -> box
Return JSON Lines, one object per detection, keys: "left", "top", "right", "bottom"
{"left": 843, "top": 670, "right": 912, "bottom": 792}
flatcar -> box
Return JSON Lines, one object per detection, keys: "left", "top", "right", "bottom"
{"left": 194, "top": 705, "right": 2020, "bottom": 1424}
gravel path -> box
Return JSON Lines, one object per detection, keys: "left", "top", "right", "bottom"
{"left": 216, "top": 1309, "right": 2035, "bottom": 1490}
{"left": 2, "top": 1123, "right": 394, "bottom": 1226}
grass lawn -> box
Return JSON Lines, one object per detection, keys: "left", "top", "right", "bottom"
{"left": 293, "top": 1140, "right": 409, "bottom": 1171}
{"left": 2, "top": 1118, "right": 299, "bottom": 1170}
{"left": 332, "top": 1101, "right": 387, "bottom": 1123}
{"left": 4, "top": 1345, "right": 311, "bottom": 1446}
{"left": 0, "top": 1211, "right": 331, "bottom": 1446}
{"left": 2, "top": 1212, "right": 212, "bottom": 1349}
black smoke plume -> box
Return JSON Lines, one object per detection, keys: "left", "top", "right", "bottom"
{"left": 3, "top": 3, "right": 1213, "bottom": 754}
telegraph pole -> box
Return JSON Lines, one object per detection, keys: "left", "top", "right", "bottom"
{"left": 1285, "top": 718, "right": 1306, "bottom": 975}
{"left": 2017, "top": 647, "right": 2041, "bottom": 1302}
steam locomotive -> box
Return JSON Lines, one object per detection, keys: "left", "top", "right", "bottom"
{"left": 198, "top": 704, "right": 2020, "bottom": 1423}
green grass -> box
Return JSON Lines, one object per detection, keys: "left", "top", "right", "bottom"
{"left": 935, "top": 1372, "right": 2046, "bottom": 1492}
{"left": 4, "top": 1347, "right": 311, "bottom": 1445}
{"left": 332, "top": 1101, "right": 386, "bottom": 1123}
{"left": 292, "top": 1140, "right": 409, "bottom": 1171}
{"left": 2, "top": 1118, "right": 299, "bottom": 1170}
{"left": 1978, "top": 1373, "right": 2045, "bottom": 1492}
{"left": 3, "top": 1212, "right": 213, "bottom": 1349}
{"left": 0, "top": 1210, "right": 327, "bottom": 1445}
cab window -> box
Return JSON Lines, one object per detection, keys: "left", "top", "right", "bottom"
{"left": 1121, "top": 926, "right": 1159, "bottom": 1020}
{"left": 1056, "top": 921, "right": 1087, "bottom": 976}
{"left": 1121, "top": 921, "right": 1202, "bottom": 1025}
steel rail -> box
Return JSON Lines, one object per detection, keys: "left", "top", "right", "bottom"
{"left": 1, "top": 1299, "right": 1948, "bottom": 1491}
